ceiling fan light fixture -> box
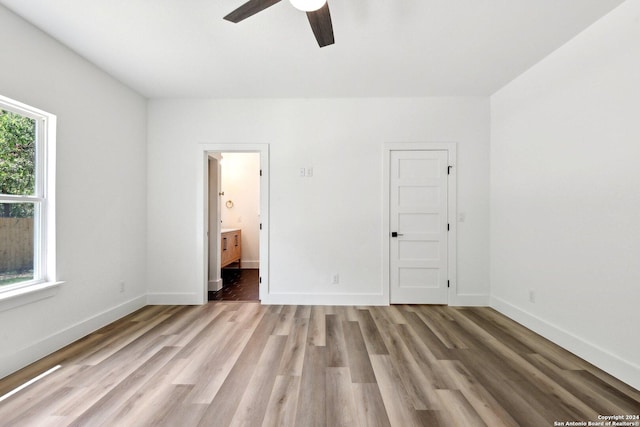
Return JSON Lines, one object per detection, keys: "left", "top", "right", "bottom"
{"left": 289, "top": 0, "right": 326, "bottom": 12}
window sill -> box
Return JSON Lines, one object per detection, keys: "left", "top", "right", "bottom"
{"left": 0, "top": 281, "right": 64, "bottom": 313}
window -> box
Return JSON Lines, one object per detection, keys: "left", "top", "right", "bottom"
{"left": 0, "top": 95, "right": 56, "bottom": 294}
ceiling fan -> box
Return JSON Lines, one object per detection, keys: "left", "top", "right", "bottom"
{"left": 224, "top": 0, "right": 335, "bottom": 47}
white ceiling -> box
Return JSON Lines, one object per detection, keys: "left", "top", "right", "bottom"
{"left": 0, "top": 0, "right": 625, "bottom": 98}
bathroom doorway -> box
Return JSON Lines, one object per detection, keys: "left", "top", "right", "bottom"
{"left": 199, "top": 144, "right": 269, "bottom": 304}
{"left": 209, "top": 153, "right": 260, "bottom": 301}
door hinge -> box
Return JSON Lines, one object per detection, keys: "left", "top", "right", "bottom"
{"left": 259, "top": 277, "right": 262, "bottom": 284}
{"left": 447, "top": 165, "right": 452, "bottom": 175}
{"left": 447, "top": 280, "right": 450, "bottom": 288}
{"left": 260, "top": 169, "right": 262, "bottom": 176}
{"left": 447, "top": 223, "right": 450, "bottom": 231}
{"left": 259, "top": 223, "right": 262, "bottom": 230}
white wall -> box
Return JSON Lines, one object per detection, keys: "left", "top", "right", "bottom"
{"left": 0, "top": 6, "right": 147, "bottom": 378}
{"left": 147, "top": 97, "right": 490, "bottom": 305}
{"left": 221, "top": 153, "right": 261, "bottom": 269}
{"left": 490, "top": 0, "right": 640, "bottom": 389}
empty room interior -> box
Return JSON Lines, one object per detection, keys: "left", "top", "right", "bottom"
{"left": 0, "top": 0, "right": 639, "bottom": 425}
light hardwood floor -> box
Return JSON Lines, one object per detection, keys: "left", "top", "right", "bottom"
{"left": 0, "top": 303, "right": 638, "bottom": 426}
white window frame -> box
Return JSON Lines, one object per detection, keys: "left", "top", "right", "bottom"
{"left": 0, "top": 94, "right": 58, "bottom": 308}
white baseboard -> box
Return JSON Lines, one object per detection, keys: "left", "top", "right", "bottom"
{"left": 239, "top": 261, "right": 259, "bottom": 269}
{"left": 262, "top": 293, "right": 489, "bottom": 307}
{"left": 146, "top": 292, "right": 202, "bottom": 305}
{"left": 261, "top": 293, "right": 388, "bottom": 306}
{"left": 208, "top": 279, "right": 223, "bottom": 292}
{"left": 0, "top": 295, "right": 146, "bottom": 380}
{"left": 450, "top": 293, "right": 489, "bottom": 307}
{"left": 491, "top": 296, "right": 640, "bottom": 391}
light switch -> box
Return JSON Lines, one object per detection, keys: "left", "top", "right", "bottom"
{"left": 299, "top": 168, "right": 306, "bottom": 177}
{"left": 306, "top": 167, "right": 313, "bottom": 177}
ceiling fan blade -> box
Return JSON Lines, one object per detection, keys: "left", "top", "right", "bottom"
{"left": 307, "top": 2, "right": 334, "bottom": 47}
{"left": 224, "top": 0, "right": 282, "bottom": 23}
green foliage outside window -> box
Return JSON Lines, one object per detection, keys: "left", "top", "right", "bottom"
{"left": 0, "top": 109, "right": 36, "bottom": 218}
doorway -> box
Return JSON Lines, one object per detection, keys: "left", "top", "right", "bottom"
{"left": 383, "top": 143, "right": 456, "bottom": 305}
{"left": 210, "top": 152, "right": 260, "bottom": 301}
{"left": 197, "top": 144, "right": 269, "bottom": 304}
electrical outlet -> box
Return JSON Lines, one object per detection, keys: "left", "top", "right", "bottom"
{"left": 306, "top": 167, "right": 313, "bottom": 177}
{"left": 529, "top": 290, "right": 535, "bottom": 303}
{"left": 120, "top": 282, "right": 125, "bottom": 293}
{"left": 299, "top": 168, "right": 306, "bottom": 177}
{"left": 331, "top": 274, "right": 340, "bottom": 285}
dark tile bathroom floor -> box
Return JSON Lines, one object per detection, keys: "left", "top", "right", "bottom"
{"left": 209, "top": 268, "right": 259, "bottom": 301}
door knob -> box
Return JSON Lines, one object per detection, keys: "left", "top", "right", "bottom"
{"left": 391, "top": 232, "right": 404, "bottom": 238}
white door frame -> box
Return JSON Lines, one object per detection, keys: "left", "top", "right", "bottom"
{"left": 382, "top": 142, "right": 457, "bottom": 305}
{"left": 196, "top": 143, "right": 270, "bottom": 304}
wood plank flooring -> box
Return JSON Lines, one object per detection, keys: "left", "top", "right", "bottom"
{"left": 0, "top": 303, "right": 638, "bottom": 426}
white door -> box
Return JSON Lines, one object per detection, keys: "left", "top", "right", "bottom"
{"left": 390, "top": 150, "right": 449, "bottom": 304}
{"left": 207, "top": 156, "right": 223, "bottom": 292}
